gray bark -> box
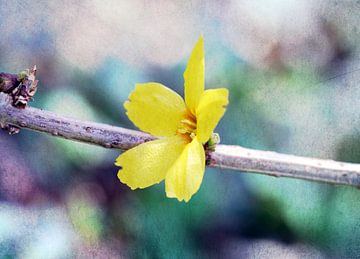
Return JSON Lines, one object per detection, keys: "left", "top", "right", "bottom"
{"left": 1, "top": 93, "right": 360, "bottom": 188}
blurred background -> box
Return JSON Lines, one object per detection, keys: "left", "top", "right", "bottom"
{"left": 0, "top": 0, "right": 359, "bottom": 258}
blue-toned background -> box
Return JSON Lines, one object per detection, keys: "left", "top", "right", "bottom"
{"left": 0, "top": 1, "right": 359, "bottom": 258}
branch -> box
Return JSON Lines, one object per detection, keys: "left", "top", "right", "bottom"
{"left": 0, "top": 93, "right": 154, "bottom": 149}
{"left": 1, "top": 93, "right": 360, "bottom": 188}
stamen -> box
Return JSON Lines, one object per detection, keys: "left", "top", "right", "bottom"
{"left": 180, "top": 119, "right": 196, "bottom": 129}
{"left": 184, "top": 110, "right": 196, "bottom": 122}
{"left": 176, "top": 110, "right": 198, "bottom": 140}
{"left": 177, "top": 128, "right": 190, "bottom": 134}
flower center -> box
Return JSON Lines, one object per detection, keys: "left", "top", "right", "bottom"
{"left": 177, "top": 110, "right": 197, "bottom": 141}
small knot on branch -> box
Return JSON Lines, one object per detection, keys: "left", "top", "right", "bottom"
{"left": 0, "top": 65, "right": 39, "bottom": 109}
{"left": 0, "top": 66, "right": 38, "bottom": 135}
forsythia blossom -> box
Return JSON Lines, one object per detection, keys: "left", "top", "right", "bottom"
{"left": 115, "top": 36, "right": 228, "bottom": 202}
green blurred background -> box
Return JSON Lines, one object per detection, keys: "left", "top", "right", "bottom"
{"left": 0, "top": 1, "right": 360, "bottom": 258}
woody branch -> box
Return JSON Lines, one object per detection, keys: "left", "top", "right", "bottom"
{"left": 0, "top": 71, "right": 360, "bottom": 188}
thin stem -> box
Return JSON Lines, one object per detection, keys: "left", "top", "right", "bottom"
{"left": 1, "top": 93, "right": 360, "bottom": 188}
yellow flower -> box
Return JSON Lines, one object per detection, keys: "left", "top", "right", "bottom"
{"left": 115, "top": 36, "right": 228, "bottom": 202}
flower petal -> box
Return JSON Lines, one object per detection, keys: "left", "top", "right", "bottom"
{"left": 196, "top": 88, "right": 229, "bottom": 143}
{"left": 184, "top": 36, "right": 205, "bottom": 114}
{"left": 124, "top": 83, "right": 186, "bottom": 137}
{"left": 165, "top": 137, "right": 205, "bottom": 202}
{"left": 116, "top": 136, "right": 186, "bottom": 189}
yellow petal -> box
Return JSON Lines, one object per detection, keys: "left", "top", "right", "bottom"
{"left": 196, "top": 88, "right": 229, "bottom": 143}
{"left": 184, "top": 36, "right": 205, "bottom": 114}
{"left": 116, "top": 136, "right": 186, "bottom": 189}
{"left": 124, "top": 83, "right": 186, "bottom": 137}
{"left": 165, "top": 137, "right": 205, "bottom": 202}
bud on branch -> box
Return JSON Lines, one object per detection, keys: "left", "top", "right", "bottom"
{"left": 0, "top": 66, "right": 38, "bottom": 108}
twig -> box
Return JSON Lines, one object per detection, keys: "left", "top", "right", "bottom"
{"left": 0, "top": 93, "right": 154, "bottom": 149}
{"left": 211, "top": 145, "right": 360, "bottom": 187}
{"left": 1, "top": 92, "right": 360, "bottom": 188}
